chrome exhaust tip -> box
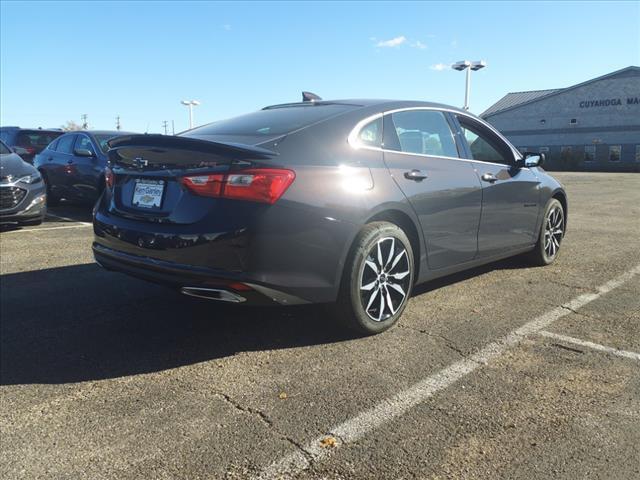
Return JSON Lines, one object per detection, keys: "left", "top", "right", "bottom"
{"left": 180, "top": 287, "right": 247, "bottom": 303}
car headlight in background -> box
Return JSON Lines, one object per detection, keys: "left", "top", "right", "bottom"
{"left": 17, "top": 172, "right": 42, "bottom": 185}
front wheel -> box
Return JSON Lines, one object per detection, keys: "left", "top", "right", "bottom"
{"left": 334, "top": 221, "right": 415, "bottom": 335}
{"left": 527, "top": 198, "right": 565, "bottom": 266}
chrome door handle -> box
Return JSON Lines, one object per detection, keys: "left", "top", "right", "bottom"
{"left": 404, "top": 169, "right": 428, "bottom": 181}
{"left": 481, "top": 173, "right": 498, "bottom": 183}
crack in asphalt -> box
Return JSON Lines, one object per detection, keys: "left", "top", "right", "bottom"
{"left": 398, "top": 325, "right": 469, "bottom": 359}
{"left": 216, "top": 392, "right": 315, "bottom": 463}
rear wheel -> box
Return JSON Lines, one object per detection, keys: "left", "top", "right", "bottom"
{"left": 527, "top": 198, "right": 565, "bottom": 266}
{"left": 335, "top": 221, "right": 414, "bottom": 335}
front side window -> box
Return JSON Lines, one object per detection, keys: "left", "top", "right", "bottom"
{"left": 387, "top": 110, "right": 458, "bottom": 157}
{"left": 584, "top": 145, "right": 596, "bottom": 162}
{"left": 609, "top": 145, "right": 621, "bottom": 162}
{"left": 75, "top": 135, "right": 96, "bottom": 155}
{"left": 458, "top": 119, "right": 511, "bottom": 165}
{"left": 57, "top": 135, "right": 76, "bottom": 154}
{"left": 356, "top": 117, "right": 383, "bottom": 148}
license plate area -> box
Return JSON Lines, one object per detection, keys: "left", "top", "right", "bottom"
{"left": 132, "top": 179, "right": 165, "bottom": 209}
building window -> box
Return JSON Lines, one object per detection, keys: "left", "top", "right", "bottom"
{"left": 636, "top": 145, "right": 640, "bottom": 162}
{"left": 609, "top": 145, "right": 621, "bottom": 162}
{"left": 539, "top": 147, "right": 549, "bottom": 153}
{"left": 584, "top": 145, "right": 596, "bottom": 162}
{"left": 570, "top": 118, "right": 577, "bottom": 125}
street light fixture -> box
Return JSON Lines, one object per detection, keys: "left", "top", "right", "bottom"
{"left": 181, "top": 100, "right": 201, "bottom": 129}
{"left": 452, "top": 60, "right": 486, "bottom": 111}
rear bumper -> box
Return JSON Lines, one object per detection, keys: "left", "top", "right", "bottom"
{"left": 93, "top": 243, "right": 310, "bottom": 306}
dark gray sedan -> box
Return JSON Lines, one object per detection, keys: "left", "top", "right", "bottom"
{"left": 0, "top": 140, "right": 47, "bottom": 225}
{"left": 93, "top": 97, "right": 567, "bottom": 335}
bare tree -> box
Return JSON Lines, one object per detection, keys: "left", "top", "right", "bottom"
{"left": 61, "top": 120, "right": 83, "bottom": 131}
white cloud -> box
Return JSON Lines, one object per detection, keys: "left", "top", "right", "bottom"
{"left": 223, "top": 24, "right": 232, "bottom": 31}
{"left": 376, "top": 36, "right": 407, "bottom": 48}
{"left": 411, "top": 40, "right": 427, "bottom": 50}
{"left": 430, "top": 63, "right": 450, "bottom": 71}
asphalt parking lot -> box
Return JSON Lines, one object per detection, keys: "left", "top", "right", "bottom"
{"left": 1, "top": 172, "right": 639, "bottom": 479}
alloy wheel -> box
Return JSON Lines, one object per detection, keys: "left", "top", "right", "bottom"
{"left": 544, "top": 206, "right": 564, "bottom": 258}
{"left": 359, "top": 237, "right": 411, "bottom": 322}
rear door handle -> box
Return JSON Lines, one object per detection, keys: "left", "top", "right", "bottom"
{"left": 404, "top": 169, "right": 428, "bottom": 181}
{"left": 67, "top": 159, "right": 74, "bottom": 164}
{"left": 481, "top": 173, "right": 498, "bottom": 183}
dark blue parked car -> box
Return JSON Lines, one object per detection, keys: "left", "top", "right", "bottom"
{"left": 34, "top": 130, "right": 132, "bottom": 205}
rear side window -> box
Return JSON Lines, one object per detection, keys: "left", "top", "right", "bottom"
{"left": 387, "top": 110, "right": 458, "bottom": 157}
{"left": 57, "top": 135, "right": 76, "bottom": 154}
{"left": 357, "top": 117, "right": 383, "bottom": 147}
{"left": 0, "top": 141, "right": 10, "bottom": 154}
{"left": 186, "top": 104, "right": 355, "bottom": 137}
{"left": 75, "top": 135, "right": 96, "bottom": 155}
{"left": 48, "top": 138, "right": 60, "bottom": 152}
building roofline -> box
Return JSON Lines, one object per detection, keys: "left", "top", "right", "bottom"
{"left": 482, "top": 66, "right": 640, "bottom": 118}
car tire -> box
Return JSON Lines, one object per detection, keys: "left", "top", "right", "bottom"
{"left": 527, "top": 198, "right": 565, "bottom": 266}
{"left": 334, "top": 221, "right": 415, "bottom": 335}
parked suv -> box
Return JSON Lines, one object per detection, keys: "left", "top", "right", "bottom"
{"left": 0, "top": 127, "right": 64, "bottom": 164}
{"left": 34, "top": 130, "right": 133, "bottom": 206}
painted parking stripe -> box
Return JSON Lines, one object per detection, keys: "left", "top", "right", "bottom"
{"left": 46, "top": 213, "right": 92, "bottom": 225}
{"left": 254, "top": 264, "right": 640, "bottom": 480}
{"left": 539, "top": 330, "right": 640, "bottom": 361}
{"left": 1, "top": 224, "right": 92, "bottom": 234}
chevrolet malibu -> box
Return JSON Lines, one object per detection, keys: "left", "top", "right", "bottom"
{"left": 93, "top": 96, "right": 567, "bottom": 335}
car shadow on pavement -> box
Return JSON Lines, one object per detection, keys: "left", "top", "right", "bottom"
{"left": 1, "top": 256, "right": 531, "bottom": 386}
{"left": 0, "top": 263, "right": 358, "bottom": 385}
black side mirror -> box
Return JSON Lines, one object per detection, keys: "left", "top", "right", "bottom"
{"left": 519, "top": 152, "right": 545, "bottom": 168}
{"left": 74, "top": 148, "right": 95, "bottom": 158}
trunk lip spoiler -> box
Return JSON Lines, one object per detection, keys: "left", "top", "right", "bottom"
{"left": 107, "top": 134, "right": 278, "bottom": 159}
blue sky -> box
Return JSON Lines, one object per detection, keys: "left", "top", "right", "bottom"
{"left": 1, "top": 1, "right": 639, "bottom": 133}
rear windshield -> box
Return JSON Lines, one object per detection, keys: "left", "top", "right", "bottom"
{"left": 186, "top": 104, "right": 355, "bottom": 137}
{"left": 95, "top": 133, "right": 129, "bottom": 153}
{"left": 16, "top": 130, "right": 63, "bottom": 149}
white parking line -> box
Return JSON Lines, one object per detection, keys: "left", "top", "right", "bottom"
{"left": 46, "top": 213, "right": 92, "bottom": 225}
{"left": 539, "top": 330, "right": 640, "bottom": 361}
{"left": 254, "top": 264, "right": 640, "bottom": 480}
{"left": 1, "top": 224, "right": 92, "bottom": 234}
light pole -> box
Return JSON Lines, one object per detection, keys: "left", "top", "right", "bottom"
{"left": 452, "top": 60, "right": 486, "bottom": 110}
{"left": 181, "top": 100, "right": 200, "bottom": 129}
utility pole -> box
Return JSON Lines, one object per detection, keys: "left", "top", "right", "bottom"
{"left": 81, "top": 114, "right": 88, "bottom": 129}
{"left": 116, "top": 116, "right": 121, "bottom": 131}
{"left": 162, "top": 120, "right": 168, "bottom": 135}
{"left": 172, "top": 120, "right": 175, "bottom": 135}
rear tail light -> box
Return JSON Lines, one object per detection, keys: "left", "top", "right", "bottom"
{"left": 105, "top": 166, "right": 115, "bottom": 189}
{"left": 180, "top": 169, "right": 295, "bottom": 204}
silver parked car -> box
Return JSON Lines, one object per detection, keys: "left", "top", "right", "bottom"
{"left": 0, "top": 140, "right": 47, "bottom": 225}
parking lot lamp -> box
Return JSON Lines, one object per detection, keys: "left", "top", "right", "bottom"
{"left": 181, "top": 100, "right": 201, "bottom": 129}
{"left": 452, "top": 60, "right": 486, "bottom": 110}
